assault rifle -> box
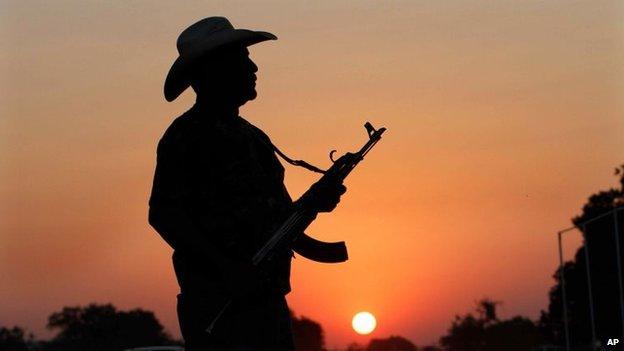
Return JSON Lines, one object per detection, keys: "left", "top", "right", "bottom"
{"left": 206, "top": 121, "right": 386, "bottom": 333}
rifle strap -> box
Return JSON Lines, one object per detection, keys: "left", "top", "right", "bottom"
{"left": 241, "top": 118, "right": 327, "bottom": 174}
{"left": 270, "top": 143, "right": 327, "bottom": 174}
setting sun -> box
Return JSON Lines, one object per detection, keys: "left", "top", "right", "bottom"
{"left": 352, "top": 312, "right": 377, "bottom": 335}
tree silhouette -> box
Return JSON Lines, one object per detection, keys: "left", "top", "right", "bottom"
{"left": 367, "top": 335, "right": 418, "bottom": 351}
{"left": 45, "top": 303, "right": 177, "bottom": 351}
{"left": 346, "top": 342, "right": 365, "bottom": 351}
{"left": 476, "top": 299, "right": 499, "bottom": 324}
{"left": 483, "top": 316, "right": 541, "bottom": 351}
{"left": 0, "top": 326, "right": 31, "bottom": 351}
{"left": 291, "top": 311, "right": 326, "bottom": 351}
{"left": 439, "top": 313, "right": 484, "bottom": 351}
{"left": 540, "top": 164, "right": 624, "bottom": 348}
{"left": 439, "top": 298, "right": 541, "bottom": 351}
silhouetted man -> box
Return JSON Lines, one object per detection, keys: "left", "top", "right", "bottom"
{"left": 149, "top": 17, "right": 346, "bottom": 351}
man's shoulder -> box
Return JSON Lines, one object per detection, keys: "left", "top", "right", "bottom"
{"left": 161, "top": 113, "right": 193, "bottom": 141}
{"left": 157, "top": 111, "right": 202, "bottom": 153}
{"left": 238, "top": 116, "right": 272, "bottom": 144}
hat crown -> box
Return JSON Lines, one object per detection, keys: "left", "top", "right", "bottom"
{"left": 176, "top": 17, "right": 234, "bottom": 56}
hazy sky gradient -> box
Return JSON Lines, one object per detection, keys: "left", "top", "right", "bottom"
{"left": 2, "top": 0, "right": 623, "bottom": 348}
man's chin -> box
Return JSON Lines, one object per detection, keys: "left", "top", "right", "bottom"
{"left": 238, "top": 90, "right": 257, "bottom": 106}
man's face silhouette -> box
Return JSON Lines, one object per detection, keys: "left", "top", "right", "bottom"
{"left": 192, "top": 45, "right": 259, "bottom": 108}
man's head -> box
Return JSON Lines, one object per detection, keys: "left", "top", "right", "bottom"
{"left": 190, "top": 45, "right": 259, "bottom": 108}
{"left": 163, "top": 17, "right": 276, "bottom": 103}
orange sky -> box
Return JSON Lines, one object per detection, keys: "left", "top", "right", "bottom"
{"left": 1, "top": 1, "right": 623, "bottom": 348}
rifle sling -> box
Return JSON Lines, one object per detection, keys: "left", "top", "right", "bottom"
{"left": 270, "top": 143, "right": 326, "bottom": 174}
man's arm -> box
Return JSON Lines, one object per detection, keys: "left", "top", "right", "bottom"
{"left": 148, "top": 134, "right": 267, "bottom": 296}
{"left": 149, "top": 203, "right": 267, "bottom": 295}
{"left": 148, "top": 204, "right": 230, "bottom": 270}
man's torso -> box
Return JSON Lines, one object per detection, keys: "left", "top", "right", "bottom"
{"left": 150, "top": 106, "right": 294, "bottom": 295}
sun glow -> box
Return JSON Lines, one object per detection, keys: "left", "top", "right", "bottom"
{"left": 352, "top": 311, "right": 377, "bottom": 335}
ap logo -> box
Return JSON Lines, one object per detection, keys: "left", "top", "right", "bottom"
{"left": 607, "top": 338, "right": 619, "bottom": 346}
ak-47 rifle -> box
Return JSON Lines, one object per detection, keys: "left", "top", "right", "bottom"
{"left": 206, "top": 121, "right": 386, "bottom": 333}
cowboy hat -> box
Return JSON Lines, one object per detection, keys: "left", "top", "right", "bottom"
{"left": 164, "top": 17, "right": 277, "bottom": 102}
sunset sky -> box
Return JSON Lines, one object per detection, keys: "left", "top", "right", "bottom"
{"left": 1, "top": 1, "right": 623, "bottom": 348}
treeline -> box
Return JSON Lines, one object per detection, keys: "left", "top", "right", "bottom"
{"left": 1, "top": 304, "right": 179, "bottom": 351}
{"left": 0, "top": 304, "right": 332, "bottom": 351}
{"left": 342, "top": 299, "right": 544, "bottom": 351}
{"left": 0, "top": 300, "right": 543, "bottom": 351}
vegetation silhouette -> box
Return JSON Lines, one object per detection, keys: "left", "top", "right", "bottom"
{"left": 367, "top": 335, "right": 418, "bottom": 351}
{"left": 1, "top": 306, "right": 325, "bottom": 351}
{"left": 347, "top": 336, "right": 441, "bottom": 351}
{"left": 539, "top": 164, "right": 624, "bottom": 348}
{"left": 0, "top": 326, "right": 34, "bottom": 351}
{"left": 290, "top": 311, "right": 326, "bottom": 351}
{"left": 439, "top": 299, "right": 542, "bottom": 351}
{"left": 44, "top": 303, "right": 178, "bottom": 351}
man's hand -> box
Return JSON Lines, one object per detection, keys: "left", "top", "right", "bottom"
{"left": 298, "top": 181, "right": 347, "bottom": 213}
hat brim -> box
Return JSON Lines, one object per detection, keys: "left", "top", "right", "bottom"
{"left": 164, "top": 29, "right": 276, "bottom": 102}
